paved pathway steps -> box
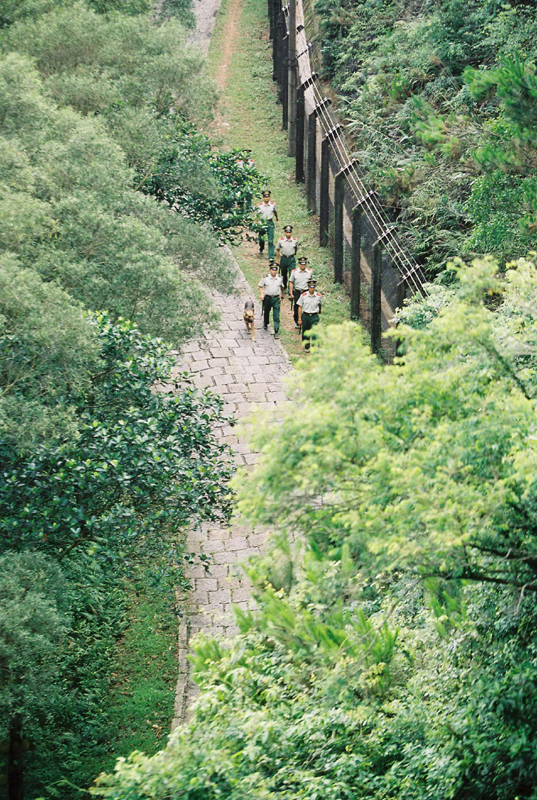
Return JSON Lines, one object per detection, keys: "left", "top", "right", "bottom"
{"left": 172, "top": 269, "right": 290, "bottom": 728}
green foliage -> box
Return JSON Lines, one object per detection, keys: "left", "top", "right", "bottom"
{"left": 18, "top": 555, "right": 178, "bottom": 799}
{"left": 5, "top": 3, "right": 214, "bottom": 204}
{"left": 238, "top": 257, "right": 537, "bottom": 590}
{"left": 92, "top": 568, "right": 537, "bottom": 800}
{"left": 0, "top": 0, "right": 247, "bottom": 794}
{"left": 0, "top": 0, "right": 190, "bottom": 29}
{"left": 0, "top": 254, "right": 99, "bottom": 449}
{"left": 313, "top": 0, "right": 537, "bottom": 274}
{"left": 0, "top": 52, "right": 234, "bottom": 349}
{"left": 0, "top": 313, "right": 234, "bottom": 558}
{"left": 92, "top": 259, "right": 537, "bottom": 800}
{"left": 465, "top": 54, "right": 537, "bottom": 135}
{"left": 141, "top": 136, "right": 266, "bottom": 243}
{"left": 0, "top": 552, "right": 70, "bottom": 737}
{"left": 0, "top": 314, "right": 234, "bottom": 797}
{"left": 7, "top": 5, "right": 208, "bottom": 118}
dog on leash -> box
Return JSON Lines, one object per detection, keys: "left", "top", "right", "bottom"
{"left": 243, "top": 299, "right": 255, "bottom": 341}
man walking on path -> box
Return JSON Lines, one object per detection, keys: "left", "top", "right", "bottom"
{"left": 259, "top": 263, "right": 285, "bottom": 338}
{"left": 297, "top": 278, "right": 322, "bottom": 351}
{"left": 276, "top": 225, "right": 298, "bottom": 290}
{"left": 289, "top": 256, "right": 313, "bottom": 328}
{"left": 257, "top": 190, "right": 278, "bottom": 260}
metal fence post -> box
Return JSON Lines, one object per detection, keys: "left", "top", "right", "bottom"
{"left": 306, "top": 111, "right": 316, "bottom": 213}
{"left": 295, "top": 84, "right": 305, "bottom": 183}
{"left": 371, "top": 242, "right": 383, "bottom": 354}
{"left": 351, "top": 207, "right": 361, "bottom": 320}
{"left": 319, "top": 136, "right": 329, "bottom": 247}
{"left": 334, "top": 170, "right": 345, "bottom": 282}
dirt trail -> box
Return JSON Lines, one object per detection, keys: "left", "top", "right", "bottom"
{"left": 214, "top": 0, "right": 242, "bottom": 91}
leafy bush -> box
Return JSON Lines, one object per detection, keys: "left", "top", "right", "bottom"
{"left": 0, "top": 52, "right": 235, "bottom": 354}
{"left": 0, "top": 313, "right": 234, "bottom": 797}
{"left": 0, "top": 313, "right": 234, "bottom": 559}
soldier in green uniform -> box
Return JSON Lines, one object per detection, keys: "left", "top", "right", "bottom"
{"left": 256, "top": 191, "right": 278, "bottom": 260}
{"left": 297, "top": 278, "right": 322, "bottom": 352}
{"left": 259, "top": 263, "right": 285, "bottom": 339}
{"left": 289, "top": 256, "right": 313, "bottom": 328}
{"left": 276, "top": 225, "right": 298, "bottom": 290}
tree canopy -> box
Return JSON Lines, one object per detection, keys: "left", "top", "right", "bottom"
{"left": 0, "top": 0, "right": 251, "bottom": 794}
{"left": 93, "top": 258, "right": 537, "bottom": 800}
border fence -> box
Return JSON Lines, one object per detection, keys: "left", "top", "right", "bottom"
{"left": 268, "top": 0, "right": 427, "bottom": 353}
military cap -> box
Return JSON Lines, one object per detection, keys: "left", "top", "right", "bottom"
{"left": 298, "top": 257, "right": 308, "bottom": 265}
{"left": 262, "top": 190, "right": 271, "bottom": 197}
{"left": 283, "top": 225, "right": 293, "bottom": 232}
{"left": 307, "top": 278, "right": 317, "bottom": 286}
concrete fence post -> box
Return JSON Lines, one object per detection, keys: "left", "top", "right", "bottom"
{"left": 287, "top": 0, "right": 296, "bottom": 156}
{"left": 268, "top": 0, "right": 274, "bottom": 40}
{"left": 334, "top": 170, "right": 345, "bottom": 282}
{"left": 306, "top": 111, "right": 316, "bottom": 213}
{"left": 282, "top": 34, "right": 289, "bottom": 130}
{"left": 272, "top": 0, "right": 281, "bottom": 79}
{"left": 319, "top": 136, "right": 329, "bottom": 247}
{"left": 276, "top": 14, "right": 285, "bottom": 96}
{"left": 295, "top": 84, "right": 305, "bottom": 183}
{"left": 351, "top": 207, "right": 362, "bottom": 320}
{"left": 371, "top": 242, "right": 383, "bottom": 354}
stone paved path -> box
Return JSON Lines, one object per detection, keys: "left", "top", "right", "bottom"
{"left": 172, "top": 267, "right": 290, "bottom": 728}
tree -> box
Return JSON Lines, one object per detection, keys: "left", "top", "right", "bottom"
{"left": 5, "top": 6, "right": 265, "bottom": 244}
{"left": 0, "top": 254, "right": 99, "bottom": 450}
{"left": 0, "top": 313, "right": 234, "bottom": 797}
{"left": 236, "top": 256, "right": 537, "bottom": 593}
{"left": 0, "top": 53, "right": 235, "bottom": 346}
{"left": 0, "top": 313, "right": 234, "bottom": 559}
{"left": 0, "top": 552, "right": 70, "bottom": 800}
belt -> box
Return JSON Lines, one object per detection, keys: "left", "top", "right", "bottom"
{"left": 302, "top": 311, "right": 318, "bottom": 316}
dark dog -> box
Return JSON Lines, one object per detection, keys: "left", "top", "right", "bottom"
{"left": 243, "top": 299, "right": 255, "bottom": 341}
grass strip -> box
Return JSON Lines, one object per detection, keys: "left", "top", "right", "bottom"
{"left": 84, "top": 582, "right": 179, "bottom": 790}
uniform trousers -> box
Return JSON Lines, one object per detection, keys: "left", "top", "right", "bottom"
{"left": 292, "top": 289, "right": 304, "bottom": 325}
{"left": 301, "top": 311, "right": 319, "bottom": 350}
{"left": 263, "top": 295, "right": 281, "bottom": 333}
{"left": 279, "top": 255, "right": 295, "bottom": 290}
{"left": 259, "top": 220, "right": 275, "bottom": 259}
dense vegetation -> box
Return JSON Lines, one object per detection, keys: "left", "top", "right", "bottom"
{"left": 5, "top": 0, "right": 537, "bottom": 798}
{"left": 312, "top": 0, "right": 537, "bottom": 277}
{"left": 0, "top": 0, "right": 265, "bottom": 796}
{"left": 94, "top": 256, "right": 537, "bottom": 799}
